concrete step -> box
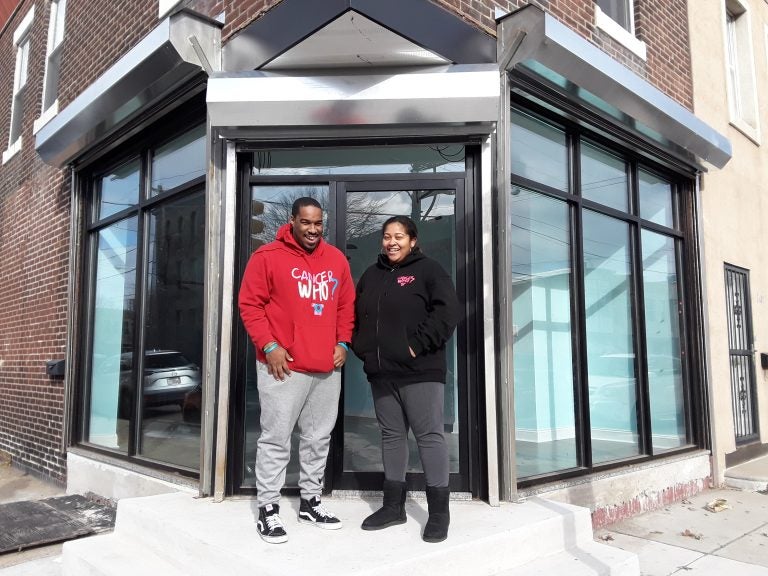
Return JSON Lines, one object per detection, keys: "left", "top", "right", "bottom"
{"left": 61, "top": 492, "right": 638, "bottom": 576}
{"left": 497, "top": 541, "right": 640, "bottom": 576}
{"left": 62, "top": 533, "right": 184, "bottom": 576}
{"left": 61, "top": 491, "right": 636, "bottom": 576}
{"left": 724, "top": 454, "right": 768, "bottom": 491}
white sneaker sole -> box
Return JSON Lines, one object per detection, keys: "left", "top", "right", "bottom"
{"left": 259, "top": 531, "right": 288, "bottom": 544}
{"left": 298, "top": 515, "right": 343, "bottom": 530}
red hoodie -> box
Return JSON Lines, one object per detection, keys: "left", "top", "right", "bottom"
{"left": 238, "top": 223, "right": 355, "bottom": 374}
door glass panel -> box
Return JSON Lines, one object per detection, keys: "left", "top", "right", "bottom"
{"left": 581, "top": 141, "right": 628, "bottom": 212}
{"left": 641, "top": 230, "right": 686, "bottom": 451}
{"left": 150, "top": 125, "right": 206, "bottom": 196}
{"left": 511, "top": 109, "right": 568, "bottom": 192}
{"left": 87, "top": 216, "right": 138, "bottom": 452}
{"left": 583, "top": 210, "right": 640, "bottom": 462}
{"left": 343, "top": 189, "right": 458, "bottom": 474}
{"left": 241, "top": 184, "right": 329, "bottom": 488}
{"left": 97, "top": 159, "right": 140, "bottom": 220}
{"left": 511, "top": 188, "right": 578, "bottom": 477}
{"left": 138, "top": 191, "right": 205, "bottom": 469}
{"left": 251, "top": 145, "right": 464, "bottom": 176}
{"left": 639, "top": 169, "right": 674, "bottom": 228}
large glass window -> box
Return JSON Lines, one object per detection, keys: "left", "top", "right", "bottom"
{"left": 510, "top": 105, "right": 692, "bottom": 481}
{"left": 88, "top": 218, "right": 138, "bottom": 452}
{"left": 583, "top": 211, "right": 639, "bottom": 463}
{"left": 511, "top": 109, "right": 568, "bottom": 192}
{"left": 641, "top": 230, "right": 686, "bottom": 451}
{"left": 581, "top": 141, "right": 628, "bottom": 212}
{"left": 639, "top": 169, "right": 674, "bottom": 227}
{"left": 512, "top": 189, "right": 577, "bottom": 477}
{"left": 83, "top": 122, "right": 206, "bottom": 473}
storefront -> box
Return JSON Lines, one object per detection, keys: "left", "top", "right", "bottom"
{"left": 35, "top": 1, "right": 730, "bottom": 509}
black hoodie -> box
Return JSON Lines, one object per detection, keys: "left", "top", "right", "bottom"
{"left": 351, "top": 251, "right": 459, "bottom": 384}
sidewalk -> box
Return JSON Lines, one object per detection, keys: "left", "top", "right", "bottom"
{"left": 595, "top": 453, "right": 768, "bottom": 576}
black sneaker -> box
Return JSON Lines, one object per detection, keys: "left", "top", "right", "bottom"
{"left": 257, "top": 503, "right": 288, "bottom": 544}
{"left": 298, "top": 496, "right": 342, "bottom": 530}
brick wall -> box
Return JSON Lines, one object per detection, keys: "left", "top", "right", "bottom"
{"left": 0, "top": 0, "right": 69, "bottom": 482}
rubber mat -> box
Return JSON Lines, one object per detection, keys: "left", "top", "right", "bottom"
{"left": 0, "top": 494, "right": 115, "bottom": 554}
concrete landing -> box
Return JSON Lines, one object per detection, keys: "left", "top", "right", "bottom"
{"left": 725, "top": 454, "right": 768, "bottom": 491}
{"left": 62, "top": 492, "right": 638, "bottom": 576}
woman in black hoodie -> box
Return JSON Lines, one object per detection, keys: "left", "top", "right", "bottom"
{"left": 352, "top": 215, "right": 459, "bottom": 543}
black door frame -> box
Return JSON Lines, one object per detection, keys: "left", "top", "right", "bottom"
{"left": 227, "top": 146, "right": 485, "bottom": 498}
{"left": 328, "top": 177, "right": 475, "bottom": 494}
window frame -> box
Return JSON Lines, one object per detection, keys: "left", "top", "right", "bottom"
{"left": 723, "top": 0, "right": 760, "bottom": 142}
{"left": 509, "top": 95, "right": 698, "bottom": 487}
{"left": 75, "top": 104, "right": 207, "bottom": 477}
{"left": 594, "top": 0, "right": 647, "bottom": 60}
{"left": 3, "top": 6, "right": 34, "bottom": 165}
{"left": 34, "top": 0, "right": 67, "bottom": 133}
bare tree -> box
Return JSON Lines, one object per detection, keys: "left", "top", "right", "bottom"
{"left": 250, "top": 188, "right": 390, "bottom": 250}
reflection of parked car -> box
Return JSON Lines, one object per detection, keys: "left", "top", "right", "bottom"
{"left": 119, "top": 350, "right": 201, "bottom": 417}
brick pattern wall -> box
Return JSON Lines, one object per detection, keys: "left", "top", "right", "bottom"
{"left": 0, "top": 0, "right": 69, "bottom": 482}
{"left": 0, "top": 0, "right": 695, "bottom": 484}
{"left": 430, "top": 0, "right": 693, "bottom": 109}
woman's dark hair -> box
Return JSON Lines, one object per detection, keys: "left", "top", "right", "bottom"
{"left": 382, "top": 215, "right": 421, "bottom": 253}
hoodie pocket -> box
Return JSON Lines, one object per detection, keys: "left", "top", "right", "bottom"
{"left": 289, "top": 321, "right": 336, "bottom": 373}
{"left": 378, "top": 324, "right": 414, "bottom": 363}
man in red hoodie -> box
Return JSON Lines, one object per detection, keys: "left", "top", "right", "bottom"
{"left": 239, "top": 197, "right": 355, "bottom": 544}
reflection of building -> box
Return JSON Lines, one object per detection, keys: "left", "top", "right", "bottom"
{"left": 147, "top": 196, "right": 206, "bottom": 367}
{"left": 1, "top": 0, "right": 759, "bottom": 569}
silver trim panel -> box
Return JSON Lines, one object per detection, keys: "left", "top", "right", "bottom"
{"left": 35, "top": 11, "right": 221, "bottom": 167}
{"left": 498, "top": 6, "right": 731, "bottom": 169}
{"left": 207, "top": 65, "right": 499, "bottom": 128}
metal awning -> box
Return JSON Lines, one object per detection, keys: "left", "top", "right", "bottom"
{"left": 35, "top": 10, "right": 221, "bottom": 167}
{"left": 498, "top": 5, "right": 731, "bottom": 169}
{"left": 207, "top": 64, "right": 499, "bottom": 131}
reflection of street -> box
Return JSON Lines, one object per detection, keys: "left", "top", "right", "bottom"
{"left": 343, "top": 416, "right": 460, "bottom": 473}
{"left": 140, "top": 405, "right": 200, "bottom": 470}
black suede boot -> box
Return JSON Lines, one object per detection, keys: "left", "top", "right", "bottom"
{"left": 361, "top": 479, "right": 407, "bottom": 530}
{"left": 422, "top": 485, "right": 450, "bottom": 543}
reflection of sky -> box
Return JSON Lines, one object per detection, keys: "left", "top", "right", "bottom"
{"left": 99, "top": 160, "right": 140, "bottom": 219}
{"left": 251, "top": 145, "right": 464, "bottom": 176}
{"left": 639, "top": 170, "right": 673, "bottom": 227}
{"left": 151, "top": 125, "right": 206, "bottom": 195}
{"left": 95, "top": 219, "right": 137, "bottom": 306}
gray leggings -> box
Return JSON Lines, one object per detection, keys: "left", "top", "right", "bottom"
{"left": 371, "top": 379, "right": 449, "bottom": 488}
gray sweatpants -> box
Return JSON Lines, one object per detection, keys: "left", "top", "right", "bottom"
{"left": 371, "top": 379, "right": 449, "bottom": 488}
{"left": 255, "top": 361, "right": 341, "bottom": 507}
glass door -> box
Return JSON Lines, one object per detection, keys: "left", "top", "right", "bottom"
{"left": 332, "top": 179, "right": 471, "bottom": 492}
{"left": 230, "top": 145, "right": 478, "bottom": 496}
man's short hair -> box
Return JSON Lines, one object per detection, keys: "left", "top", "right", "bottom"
{"left": 291, "top": 197, "right": 322, "bottom": 217}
